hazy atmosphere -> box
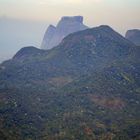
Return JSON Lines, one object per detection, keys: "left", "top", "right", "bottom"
{"left": 0, "top": 1, "right": 140, "bottom": 140}
{"left": 0, "top": 0, "right": 140, "bottom": 62}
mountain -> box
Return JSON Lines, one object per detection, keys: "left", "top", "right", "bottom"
{"left": 125, "top": 29, "right": 140, "bottom": 46}
{"left": 41, "top": 16, "right": 88, "bottom": 50}
{"left": 0, "top": 25, "right": 140, "bottom": 140}
{"left": 0, "top": 25, "right": 136, "bottom": 89}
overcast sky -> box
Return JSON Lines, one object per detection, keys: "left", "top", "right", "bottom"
{"left": 0, "top": 0, "right": 140, "bottom": 62}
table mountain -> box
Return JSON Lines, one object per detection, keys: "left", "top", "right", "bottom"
{"left": 41, "top": 16, "right": 88, "bottom": 50}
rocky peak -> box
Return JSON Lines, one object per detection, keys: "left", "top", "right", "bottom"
{"left": 47, "top": 25, "right": 56, "bottom": 30}
{"left": 44, "top": 25, "right": 56, "bottom": 37}
{"left": 41, "top": 16, "right": 88, "bottom": 50}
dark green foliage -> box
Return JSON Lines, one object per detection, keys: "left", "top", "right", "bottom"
{"left": 0, "top": 26, "right": 140, "bottom": 140}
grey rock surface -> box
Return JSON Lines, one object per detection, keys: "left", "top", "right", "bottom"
{"left": 125, "top": 29, "right": 140, "bottom": 46}
{"left": 41, "top": 16, "right": 88, "bottom": 50}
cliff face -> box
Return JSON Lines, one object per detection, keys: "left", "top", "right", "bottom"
{"left": 41, "top": 16, "right": 88, "bottom": 50}
{"left": 125, "top": 29, "right": 140, "bottom": 46}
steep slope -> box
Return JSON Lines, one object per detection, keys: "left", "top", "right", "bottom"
{"left": 0, "top": 25, "right": 140, "bottom": 140}
{"left": 41, "top": 25, "right": 56, "bottom": 50}
{"left": 41, "top": 16, "right": 88, "bottom": 50}
{"left": 125, "top": 29, "right": 140, "bottom": 46}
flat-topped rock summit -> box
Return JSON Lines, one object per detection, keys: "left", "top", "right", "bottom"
{"left": 41, "top": 16, "right": 88, "bottom": 50}
{"left": 60, "top": 16, "right": 83, "bottom": 23}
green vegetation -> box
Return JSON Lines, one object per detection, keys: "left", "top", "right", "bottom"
{"left": 0, "top": 26, "right": 140, "bottom": 140}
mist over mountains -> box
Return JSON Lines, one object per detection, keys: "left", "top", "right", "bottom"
{"left": 0, "top": 17, "right": 47, "bottom": 62}
{"left": 41, "top": 16, "right": 88, "bottom": 50}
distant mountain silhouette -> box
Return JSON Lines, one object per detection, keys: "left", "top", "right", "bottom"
{"left": 125, "top": 29, "right": 140, "bottom": 46}
{"left": 41, "top": 16, "right": 88, "bottom": 50}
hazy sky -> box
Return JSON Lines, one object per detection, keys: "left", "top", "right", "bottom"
{"left": 0, "top": 0, "right": 140, "bottom": 62}
{"left": 0, "top": 0, "right": 140, "bottom": 28}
